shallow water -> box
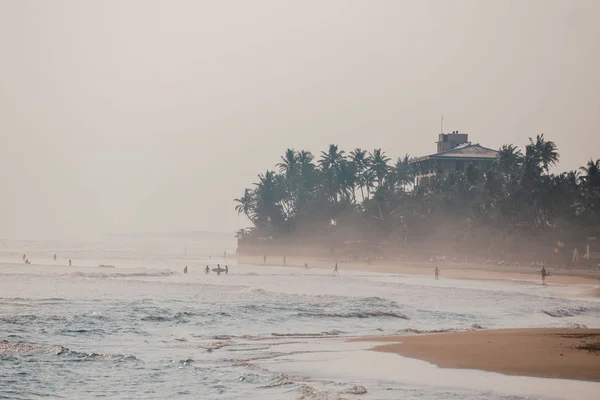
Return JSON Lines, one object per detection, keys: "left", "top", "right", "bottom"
{"left": 1, "top": 238, "right": 599, "bottom": 399}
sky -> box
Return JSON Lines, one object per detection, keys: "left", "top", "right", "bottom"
{"left": 0, "top": 0, "right": 599, "bottom": 240}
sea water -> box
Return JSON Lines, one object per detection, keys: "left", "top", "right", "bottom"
{"left": 1, "top": 238, "right": 599, "bottom": 399}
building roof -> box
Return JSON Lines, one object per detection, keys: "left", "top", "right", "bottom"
{"left": 410, "top": 143, "right": 498, "bottom": 163}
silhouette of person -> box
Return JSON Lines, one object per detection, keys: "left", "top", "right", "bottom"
{"left": 435, "top": 267, "right": 440, "bottom": 280}
{"left": 283, "top": 256, "right": 286, "bottom": 266}
{"left": 205, "top": 265, "right": 210, "bottom": 274}
{"left": 183, "top": 266, "right": 188, "bottom": 274}
{"left": 225, "top": 265, "right": 228, "bottom": 275}
{"left": 53, "top": 254, "right": 56, "bottom": 261}
{"left": 263, "top": 254, "right": 267, "bottom": 264}
{"left": 216, "top": 264, "right": 221, "bottom": 275}
{"left": 69, "top": 259, "right": 72, "bottom": 266}
{"left": 334, "top": 263, "right": 338, "bottom": 274}
{"left": 541, "top": 266, "right": 547, "bottom": 284}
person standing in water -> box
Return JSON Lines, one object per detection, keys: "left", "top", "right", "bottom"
{"left": 23, "top": 254, "right": 26, "bottom": 261}
{"left": 225, "top": 265, "right": 228, "bottom": 275}
{"left": 53, "top": 254, "right": 57, "bottom": 261}
{"left": 334, "top": 263, "right": 338, "bottom": 274}
{"left": 204, "top": 265, "right": 210, "bottom": 274}
{"left": 283, "top": 256, "right": 286, "bottom": 266}
{"left": 263, "top": 254, "right": 267, "bottom": 264}
{"left": 183, "top": 266, "right": 188, "bottom": 274}
{"left": 541, "top": 266, "right": 548, "bottom": 284}
{"left": 69, "top": 259, "right": 72, "bottom": 266}
{"left": 434, "top": 267, "right": 440, "bottom": 280}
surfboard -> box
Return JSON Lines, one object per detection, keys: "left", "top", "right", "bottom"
{"left": 212, "top": 267, "right": 225, "bottom": 273}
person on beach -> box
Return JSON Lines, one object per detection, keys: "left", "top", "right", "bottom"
{"left": 53, "top": 254, "right": 57, "bottom": 261}
{"left": 23, "top": 254, "right": 26, "bottom": 261}
{"left": 334, "top": 263, "right": 338, "bottom": 274}
{"left": 69, "top": 259, "right": 72, "bottom": 266}
{"left": 541, "top": 266, "right": 548, "bottom": 284}
{"left": 225, "top": 265, "right": 228, "bottom": 275}
{"left": 183, "top": 266, "right": 188, "bottom": 274}
{"left": 263, "top": 254, "right": 267, "bottom": 264}
{"left": 204, "top": 265, "right": 210, "bottom": 274}
{"left": 305, "top": 262, "right": 308, "bottom": 269}
{"left": 283, "top": 256, "right": 286, "bottom": 266}
{"left": 216, "top": 264, "right": 221, "bottom": 275}
{"left": 435, "top": 267, "right": 440, "bottom": 280}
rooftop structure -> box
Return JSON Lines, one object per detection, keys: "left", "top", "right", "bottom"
{"left": 410, "top": 132, "right": 498, "bottom": 186}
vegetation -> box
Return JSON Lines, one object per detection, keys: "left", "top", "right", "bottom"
{"left": 235, "top": 135, "right": 600, "bottom": 258}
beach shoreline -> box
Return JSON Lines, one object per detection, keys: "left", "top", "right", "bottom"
{"left": 238, "top": 255, "right": 600, "bottom": 286}
{"left": 350, "top": 328, "right": 600, "bottom": 382}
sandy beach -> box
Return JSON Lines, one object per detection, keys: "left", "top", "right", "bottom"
{"left": 352, "top": 328, "right": 600, "bottom": 382}
{"left": 238, "top": 255, "right": 600, "bottom": 287}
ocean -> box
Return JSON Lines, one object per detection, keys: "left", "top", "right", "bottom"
{"left": 1, "top": 238, "right": 599, "bottom": 399}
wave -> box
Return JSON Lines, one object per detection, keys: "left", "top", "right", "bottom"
{"left": 70, "top": 270, "right": 175, "bottom": 278}
{"left": 1, "top": 297, "right": 66, "bottom": 302}
{"left": 542, "top": 306, "right": 591, "bottom": 318}
{"left": 1, "top": 340, "right": 138, "bottom": 361}
{"left": 1, "top": 314, "right": 67, "bottom": 325}
{"left": 271, "top": 330, "right": 343, "bottom": 338}
{"left": 296, "top": 310, "right": 409, "bottom": 319}
{"left": 197, "top": 340, "right": 233, "bottom": 350}
{"left": 397, "top": 328, "right": 457, "bottom": 335}
{"left": 141, "top": 311, "right": 193, "bottom": 323}
{"left": 51, "top": 345, "right": 138, "bottom": 361}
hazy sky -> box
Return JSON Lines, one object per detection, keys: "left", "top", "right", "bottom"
{"left": 1, "top": 0, "right": 599, "bottom": 240}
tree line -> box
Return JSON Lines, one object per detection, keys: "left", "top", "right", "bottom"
{"left": 235, "top": 135, "right": 600, "bottom": 257}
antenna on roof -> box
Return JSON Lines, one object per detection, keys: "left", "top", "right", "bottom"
{"left": 440, "top": 114, "right": 443, "bottom": 134}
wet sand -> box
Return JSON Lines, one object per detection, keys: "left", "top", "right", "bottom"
{"left": 352, "top": 328, "right": 600, "bottom": 382}
{"left": 239, "top": 255, "right": 600, "bottom": 286}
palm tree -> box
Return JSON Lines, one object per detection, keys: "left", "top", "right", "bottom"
{"left": 319, "top": 144, "right": 346, "bottom": 203}
{"left": 535, "top": 134, "right": 559, "bottom": 173}
{"left": 579, "top": 158, "right": 600, "bottom": 222}
{"left": 319, "top": 144, "right": 345, "bottom": 170}
{"left": 579, "top": 158, "right": 600, "bottom": 190}
{"left": 394, "top": 154, "right": 415, "bottom": 190}
{"left": 234, "top": 189, "right": 255, "bottom": 221}
{"left": 495, "top": 144, "right": 523, "bottom": 179}
{"left": 277, "top": 148, "right": 298, "bottom": 176}
{"left": 368, "top": 148, "right": 390, "bottom": 188}
{"left": 350, "top": 148, "right": 369, "bottom": 201}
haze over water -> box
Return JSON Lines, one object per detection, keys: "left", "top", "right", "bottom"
{"left": 1, "top": 237, "right": 599, "bottom": 399}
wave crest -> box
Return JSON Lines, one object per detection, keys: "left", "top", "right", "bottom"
{"left": 297, "top": 310, "right": 409, "bottom": 319}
